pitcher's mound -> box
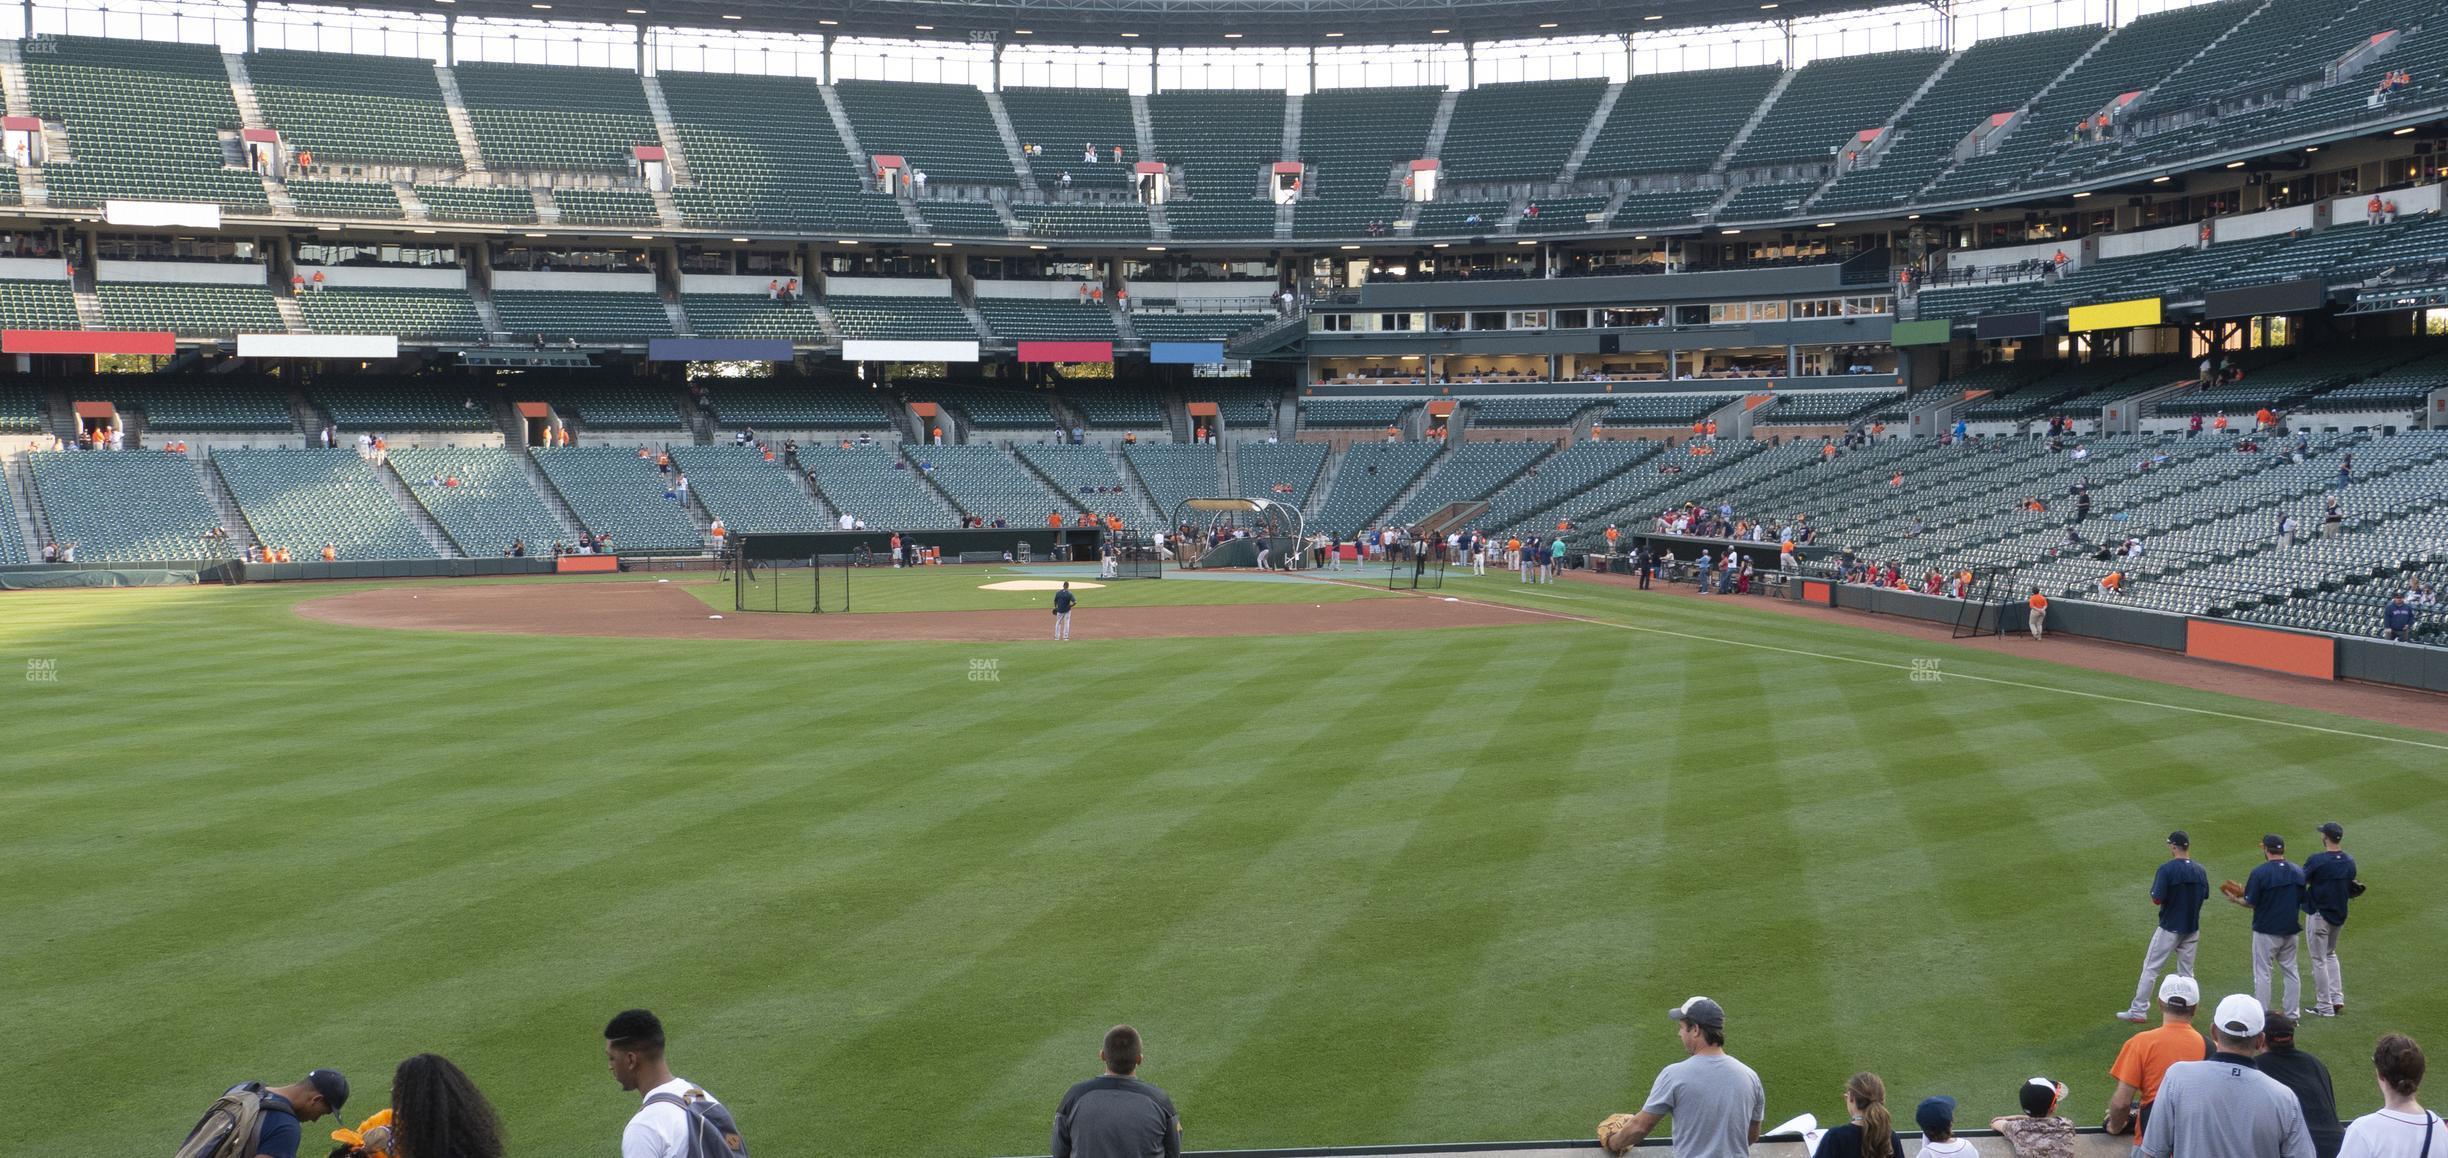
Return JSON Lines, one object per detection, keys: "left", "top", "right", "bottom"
{"left": 978, "top": 580, "right": 1105, "bottom": 591}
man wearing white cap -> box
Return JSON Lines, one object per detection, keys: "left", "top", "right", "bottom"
{"left": 2109, "top": 973, "right": 2210, "bottom": 1136}
{"left": 1597, "top": 997, "right": 1765, "bottom": 1157}
{"left": 2137, "top": 995, "right": 2315, "bottom": 1158}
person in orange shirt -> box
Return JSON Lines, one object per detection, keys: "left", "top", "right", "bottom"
{"left": 2101, "top": 570, "right": 2123, "bottom": 594}
{"left": 2105, "top": 974, "right": 2209, "bottom": 1134}
{"left": 2213, "top": 413, "right": 2229, "bottom": 433}
{"left": 1704, "top": 419, "right": 1718, "bottom": 441}
{"left": 2256, "top": 407, "right": 2276, "bottom": 431}
{"left": 321, "top": 543, "right": 337, "bottom": 562}
{"left": 1691, "top": 420, "right": 1705, "bottom": 437}
{"left": 2028, "top": 587, "right": 2049, "bottom": 640}
{"left": 1048, "top": 511, "right": 1063, "bottom": 528}
{"left": 1604, "top": 525, "right": 1621, "bottom": 550}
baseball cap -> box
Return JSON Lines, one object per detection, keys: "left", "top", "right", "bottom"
{"left": 1667, "top": 996, "right": 1726, "bottom": 1031}
{"left": 2158, "top": 974, "right": 2201, "bottom": 1008}
{"left": 1915, "top": 1096, "right": 1957, "bottom": 1136}
{"left": 306, "top": 1069, "right": 350, "bottom": 1118}
{"left": 2167, "top": 830, "right": 2190, "bottom": 848}
{"left": 2215, "top": 994, "right": 2267, "bottom": 1038}
{"left": 2019, "top": 1078, "right": 2066, "bottom": 1118}
{"left": 2263, "top": 833, "right": 2286, "bottom": 853}
{"left": 2317, "top": 822, "right": 2344, "bottom": 842}
{"left": 2265, "top": 1013, "right": 2298, "bottom": 1042}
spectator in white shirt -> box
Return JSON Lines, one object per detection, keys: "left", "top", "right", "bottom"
{"left": 605, "top": 1009, "right": 744, "bottom": 1158}
{"left": 2339, "top": 1034, "right": 2448, "bottom": 1158}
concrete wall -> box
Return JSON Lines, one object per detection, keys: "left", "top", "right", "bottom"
{"left": 0, "top": 256, "right": 68, "bottom": 281}
{"left": 1003, "top": 1129, "right": 2141, "bottom": 1158}
{"left": 828, "top": 275, "right": 956, "bottom": 298}
{"left": 490, "top": 270, "right": 654, "bottom": 293}
{"left": 97, "top": 259, "right": 268, "bottom": 287}
{"left": 294, "top": 264, "right": 468, "bottom": 290}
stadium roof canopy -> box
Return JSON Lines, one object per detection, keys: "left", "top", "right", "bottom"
{"left": 392, "top": 0, "right": 1895, "bottom": 49}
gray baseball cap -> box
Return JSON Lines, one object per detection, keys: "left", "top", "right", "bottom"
{"left": 1668, "top": 996, "right": 1725, "bottom": 1030}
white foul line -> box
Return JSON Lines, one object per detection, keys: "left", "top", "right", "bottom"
{"left": 1361, "top": 580, "right": 2448, "bottom": 756}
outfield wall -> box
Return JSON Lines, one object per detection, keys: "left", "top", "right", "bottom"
{"left": 1004, "top": 1128, "right": 2135, "bottom": 1158}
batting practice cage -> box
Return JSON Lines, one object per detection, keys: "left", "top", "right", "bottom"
{"left": 730, "top": 534, "right": 854, "bottom": 613}
{"left": 1103, "top": 537, "right": 1165, "bottom": 580}
{"left": 1171, "top": 497, "right": 1306, "bottom": 570}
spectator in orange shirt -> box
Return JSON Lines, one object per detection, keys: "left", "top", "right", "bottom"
{"left": 2028, "top": 587, "right": 2049, "bottom": 640}
{"left": 1048, "top": 511, "right": 1064, "bottom": 528}
{"left": 321, "top": 543, "right": 338, "bottom": 562}
{"left": 2107, "top": 975, "right": 2208, "bottom": 1136}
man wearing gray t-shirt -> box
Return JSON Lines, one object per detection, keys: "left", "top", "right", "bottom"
{"left": 1599, "top": 997, "right": 1766, "bottom": 1158}
{"left": 2136, "top": 995, "right": 2315, "bottom": 1158}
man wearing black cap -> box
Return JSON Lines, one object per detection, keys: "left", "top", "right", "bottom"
{"left": 2123, "top": 831, "right": 2210, "bottom": 1023}
{"left": 2230, "top": 835, "right": 2307, "bottom": 1019}
{"left": 2301, "top": 823, "right": 2356, "bottom": 1018}
{"left": 2256, "top": 1013, "right": 2345, "bottom": 1158}
{"left": 1597, "top": 997, "right": 1764, "bottom": 1158}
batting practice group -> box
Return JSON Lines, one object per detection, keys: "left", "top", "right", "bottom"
{"left": 2125, "top": 826, "right": 2361, "bottom": 1024}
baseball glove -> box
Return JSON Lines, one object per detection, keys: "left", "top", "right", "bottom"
{"left": 2221, "top": 879, "right": 2246, "bottom": 900}
{"left": 1599, "top": 1113, "right": 1641, "bottom": 1154}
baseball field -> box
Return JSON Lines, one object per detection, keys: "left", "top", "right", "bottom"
{"left": 5, "top": 566, "right": 2442, "bottom": 1157}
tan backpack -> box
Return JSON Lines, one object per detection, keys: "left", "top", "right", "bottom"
{"left": 175, "top": 1083, "right": 270, "bottom": 1158}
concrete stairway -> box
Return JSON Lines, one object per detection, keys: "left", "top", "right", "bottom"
{"left": 374, "top": 457, "right": 466, "bottom": 557}
{"left": 433, "top": 65, "right": 489, "bottom": 174}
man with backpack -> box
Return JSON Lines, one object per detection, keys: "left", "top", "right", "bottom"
{"left": 606, "top": 1009, "right": 747, "bottom": 1158}
{"left": 177, "top": 1069, "right": 349, "bottom": 1158}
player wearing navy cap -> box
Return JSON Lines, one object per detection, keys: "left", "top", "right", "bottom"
{"left": 2122, "top": 831, "right": 2210, "bottom": 1023}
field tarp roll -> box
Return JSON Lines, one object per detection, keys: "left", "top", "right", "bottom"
{"left": 0, "top": 566, "right": 199, "bottom": 589}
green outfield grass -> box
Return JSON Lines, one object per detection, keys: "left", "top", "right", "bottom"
{"left": 3, "top": 572, "right": 2441, "bottom": 1157}
{"left": 701, "top": 564, "right": 1394, "bottom": 614}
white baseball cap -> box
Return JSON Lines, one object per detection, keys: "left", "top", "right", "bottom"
{"left": 2158, "top": 974, "right": 2201, "bottom": 1007}
{"left": 2215, "top": 994, "right": 2267, "bottom": 1037}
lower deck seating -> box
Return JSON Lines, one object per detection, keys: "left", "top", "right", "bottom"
{"left": 1314, "top": 441, "right": 1438, "bottom": 533}
{"left": 801, "top": 443, "right": 960, "bottom": 528}
{"left": 1014, "top": 443, "right": 1123, "bottom": 513}
{"left": 918, "top": 444, "right": 1063, "bottom": 526}
{"left": 24, "top": 450, "right": 228, "bottom": 562}
{"left": 669, "top": 444, "right": 832, "bottom": 533}
{"left": 385, "top": 447, "right": 566, "bottom": 556}
{"left": 532, "top": 445, "right": 705, "bottom": 550}
{"left": 1234, "top": 441, "right": 1331, "bottom": 510}
{"left": 212, "top": 448, "right": 439, "bottom": 559}
{"left": 1122, "top": 443, "right": 1221, "bottom": 522}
